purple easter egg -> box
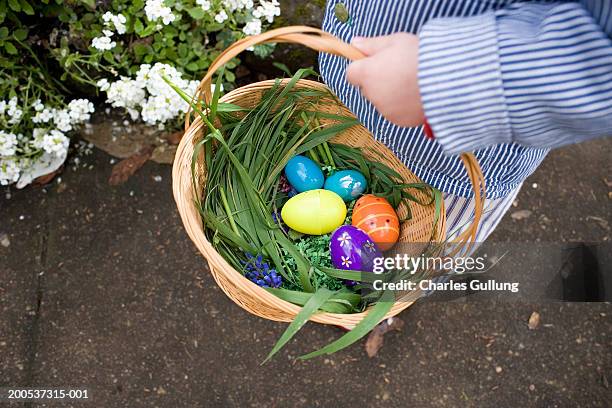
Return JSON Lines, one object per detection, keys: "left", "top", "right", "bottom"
{"left": 330, "top": 225, "right": 382, "bottom": 272}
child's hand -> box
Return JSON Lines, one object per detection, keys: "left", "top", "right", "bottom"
{"left": 346, "top": 33, "right": 425, "bottom": 128}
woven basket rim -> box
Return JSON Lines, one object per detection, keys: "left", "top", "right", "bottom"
{"left": 172, "top": 79, "right": 446, "bottom": 328}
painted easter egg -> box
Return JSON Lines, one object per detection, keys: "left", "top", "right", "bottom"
{"left": 330, "top": 225, "right": 382, "bottom": 272}
{"left": 324, "top": 170, "right": 367, "bottom": 202}
{"left": 281, "top": 189, "right": 346, "bottom": 235}
{"left": 352, "top": 194, "right": 400, "bottom": 251}
{"left": 284, "top": 155, "right": 324, "bottom": 192}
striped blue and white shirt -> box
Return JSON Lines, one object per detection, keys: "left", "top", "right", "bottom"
{"left": 320, "top": 0, "right": 612, "bottom": 199}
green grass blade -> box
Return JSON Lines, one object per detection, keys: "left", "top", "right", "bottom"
{"left": 263, "top": 288, "right": 335, "bottom": 363}
{"left": 298, "top": 291, "right": 395, "bottom": 359}
{"left": 209, "top": 69, "right": 224, "bottom": 122}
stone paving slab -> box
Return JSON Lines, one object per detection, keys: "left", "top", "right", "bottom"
{"left": 0, "top": 139, "right": 610, "bottom": 407}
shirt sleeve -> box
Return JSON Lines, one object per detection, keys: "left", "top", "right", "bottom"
{"left": 417, "top": 2, "right": 612, "bottom": 155}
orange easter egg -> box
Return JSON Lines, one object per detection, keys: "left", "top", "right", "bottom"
{"left": 352, "top": 194, "right": 400, "bottom": 251}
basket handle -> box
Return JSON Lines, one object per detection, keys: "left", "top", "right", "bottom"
{"left": 193, "top": 26, "right": 486, "bottom": 248}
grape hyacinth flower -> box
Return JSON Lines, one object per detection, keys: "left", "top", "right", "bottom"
{"left": 242, "top": 253, "right": 282, "bottom": 288}
{"left": 271, "top": 211, "right": 288, "bottom": 233}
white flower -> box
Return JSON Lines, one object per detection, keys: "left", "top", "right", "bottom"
{"left": 33, "top": 129, "right": 69, "bottom": 156}
{"left": 242, "top": 19, "right": 262, "bottom": 36}
{"left": 67, "top": 99, "right": 95, "bottom": 124}
{"left": 97, "top": 78, "right": 110, "bottom": 92}
{"left": 105, "top": 76, "right": 147, "bottom": 112}
{"left": 215, "top": 10, "right": 228, "bottom": 23}
{"left": 0, "top": 158, "right": 20, "bottom": 185}
{"left": 223, "top": 0, "right": 253, "bottom": 11}
{"left": 91, "top": 35, "right": 116, "bottom": 51}
{"left": 0, "top": 131, "right": 18, "bottom": 156}
{"left": 7, "top": 108, "right": 22, "bottom": 125}
{"left": 5, "top": 98, "right": 23, "bottom": 125}
{"left": 253, "top": 0, "right": 280, "bottom": 23}
{"left": 144, "top": 0, "right": 175, "bottom": 25}
{"left": 103, "top": 63, "right": 200, "bottom": 125}
{"left": 196, "top": 0, "right": 211, "bottom": 11}
{"left": 52, "top": 109, "right": 73, "bottom": 132}
{"left": 0, "top": 100, "right": 6, "bottom": 115}
{"left": 103, "top": 12, "right": 127, "bottom": 34}
{"left": 32, "top": 108, "right": 53, "bottom": 124}
{"left": 32, "top": 99, "right": 44, "bottom": 112}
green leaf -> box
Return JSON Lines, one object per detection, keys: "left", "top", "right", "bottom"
{"left": 263, "top": 288, "right": 335, "bottom": 363}
{"left": 209, "top": 68, "right": 223, "bottom": 122}
{"left": 102, "top": 51, "right": 114, "bottom": 64}
{"left": 299, "top": 291, "right": 395, "bottom": 359}
{"left": 134, "top": 18, "right": 144, "bottom": 35}
{"left": 4, "top": 41, "right": 18, "bottom": 55}
{"left": 140, "top": 24, "right": 157, "bottom": 37}
{"left": 78, "top": 0, "right": 95, "bottom": 9}
{"left": 206, "top": 22, "right": 223, "bottom": 32}
{"left": 177, "top": 43, "right": 188, "bottom": 58}
{"left": 0, "top": 27, "right": 9, "bottom": 39}
{"left": 19, "top": 0, "right": 33, "bottom": 15}
{"left": 216, "top": 102, "right": 247, "bottom": 113}
{"left": 267, "top": 288, "right": 359, "bottom": 314}
{"left": 13, "top": 28, "right": 28, "bottom": 41}
{"left": 224, "top": 70, "right": 235, "bottom": 83}
{"left": 7, "top": 0, "right": 20, "bottom": 12}
{"left": 132, "top": 43, "right": 148, "bottom": 58}
{"left": 187, "top": 6, "right": 205, "bottom": 19}
{"left": 185, "top": 61, "right": 199, "bottom": 71}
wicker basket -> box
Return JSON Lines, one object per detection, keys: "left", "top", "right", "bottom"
{"left": 172, "top": 26, "right": 485, "bottom": 330}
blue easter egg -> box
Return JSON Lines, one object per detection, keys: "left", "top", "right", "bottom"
{"left": 324, "top": 170, "right": 367, "bottom": 202}
{"left": 284, "top": 155, "right": 324, "bottom": 192}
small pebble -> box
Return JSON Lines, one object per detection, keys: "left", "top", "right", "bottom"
{"left": 495, "top": 366, "right": 503, "bottom": 374}
{"left": 0, "top": 233, "right": 10, "bottom": 247}
{"left": 129, "top": 191, "right": 134, "bottom": 197}
{"left": 153, "top": 175, "right": 162, "bottom": 182}
{"left": 110, "top": 159, "right": 116, "bottom": 164}
{"left": 532, "top": 183, "right": 538, "bottom": 189}
{"left": 19, "top": 215, "right": 24, "bottom": 220}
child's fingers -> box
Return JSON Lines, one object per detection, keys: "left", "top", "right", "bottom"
{"left": 346, "top": 59, "right": 378, "bottom": 104}
{"left": 346, "top": 60, "right": 366, "bottom": 88}
{"left": 351, "top": 34, "right": 400, "bottom": 56}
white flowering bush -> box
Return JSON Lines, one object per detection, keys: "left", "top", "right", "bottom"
{"left": 56, "top": 0, "right": 281, "bottom": 85}
{"left": 0, "top": 0, "right": 282, "bottom": 187}
{"left": 0, "top": 96, "right": 93, "bottom": 186}
{"left": 98, "top": 62, "right": 206, "bottom": 127}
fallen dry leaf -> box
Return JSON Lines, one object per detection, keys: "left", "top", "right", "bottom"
{"left": 528, "top": 311, "right": 540, "bottom": 330}
{"left": 365, "top": 317, "right": 405, "bottom": 358}
{"left": 108, "top": 145, "right": 154, "bottom": 185}
{"left": 162, "top": 130, "right": 183, "bottom": 145}
{"left": 511, "top": 210, "right": 532, "bottom": 221}
{"left": 33, "top": 166, "right": 63, "bottom": 186}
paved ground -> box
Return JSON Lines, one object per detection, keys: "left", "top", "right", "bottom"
{"left": 1, "top": 138, "right": 611, "bottom": 407}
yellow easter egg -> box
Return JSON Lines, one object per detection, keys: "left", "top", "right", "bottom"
{"left": 281, "top": 189, "right": 347, "bottom": 235}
